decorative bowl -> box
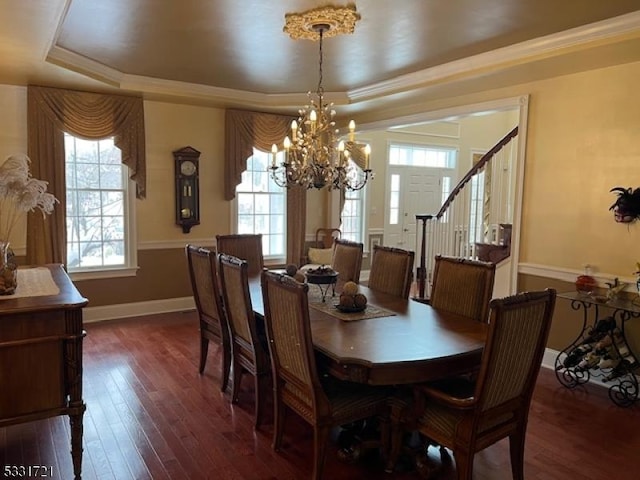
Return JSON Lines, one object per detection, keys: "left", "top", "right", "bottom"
{"left": 335, "top": 303, "right": 366, "bottom": 313}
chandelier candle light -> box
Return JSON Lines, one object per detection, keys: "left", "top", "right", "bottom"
{"left": 269, "top": 4, "right": 373, "bottom": 191}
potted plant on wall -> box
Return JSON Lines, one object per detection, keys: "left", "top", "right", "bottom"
{"left": 609, "top": 187, "right": 640, "bottom": 223}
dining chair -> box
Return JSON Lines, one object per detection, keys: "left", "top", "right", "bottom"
{"left": 218, "top": 253, "right": 271, "bottom": 429}
{"left": 331, "top": 238, "right": 363, "bottom": 286}
{"left": 185, "top": 244, "right": 231, "bottom": 392}
{"left": 215, "top": 234, "right": 264, "bottom": 276}
{"left": 367, "top": 245, "right": 415, "bottom": 299}
{"left": 429, "top": 255, "right": 496, "bottom": 323}
{"left": 316, "top": 227, "right": 341, "bottom": 248}
{"left": 390, "top": 288, "right": 557, "bottom": 480}
{"left": 260, "top": 270, "right": 391, "bottom": 480}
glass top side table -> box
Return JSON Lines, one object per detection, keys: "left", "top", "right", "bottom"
{"left": 555, "top": 292, "right": 640, "bottom": 407}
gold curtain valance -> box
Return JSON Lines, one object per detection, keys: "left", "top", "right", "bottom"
{"left": 28, "top": 85, "right": 146, "bottom": 199}
{"left": 26, "top": 85, "right": 146, "bottom": 265}
{"left": 348, "top": 142, "right": 367, "bottom": 171}
{"left": 224, "top": 109, "right": 293, "bottom": 201}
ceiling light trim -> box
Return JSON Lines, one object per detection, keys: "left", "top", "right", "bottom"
{"left": 283, "top": 5, "right": 361, "bottom": 41}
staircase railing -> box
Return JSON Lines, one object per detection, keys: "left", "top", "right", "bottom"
{"left": 415, "top": 126, "right": 519, "bottom": 299}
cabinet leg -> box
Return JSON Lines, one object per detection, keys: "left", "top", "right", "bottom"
{"left": 69, "top": 403, "right": 86, "bottom": 480}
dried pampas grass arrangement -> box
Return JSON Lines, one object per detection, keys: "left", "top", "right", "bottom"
{"left": 0, "top": 153, "right": 58, "bottom": 242}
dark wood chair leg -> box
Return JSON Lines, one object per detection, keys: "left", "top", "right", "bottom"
{"left": 254, "top": 373, "right": 271, "bottom": 429}
{"left": 198, "top": 336, "right": 208, "bottom": 374}
{"left": 272, "top": 401, "right": 286, "bottom": 451}
{"left": 230, "top": 361, "right": 242, "bottom": 403}
{"left": 509, "top": 427, "right": 527, "bottom": 480}
{"left": 313, "top": 425, "right": 330, "bottom": 480}
{"left": 221, "top": 341, "right": 231, "bottom": 392}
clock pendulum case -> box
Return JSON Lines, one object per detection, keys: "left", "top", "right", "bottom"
{"left": 173, "top": 146, "right": 200, "bottom": 233}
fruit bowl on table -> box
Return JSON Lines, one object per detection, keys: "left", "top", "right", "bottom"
{"left": 305, "top": 266, "right": 338, "bottom": 284}
{"left": 335, "top": 303, "right": 366, "bottom": 313}
{"left": 336, "top": 288, "right": 368, "bottom": 313}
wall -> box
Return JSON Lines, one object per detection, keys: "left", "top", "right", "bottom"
{"left": 2, "top": 59, "right": 640, "bottom": 353}
{"left": 0, "top": 86, "right": 28, "bottom": 246}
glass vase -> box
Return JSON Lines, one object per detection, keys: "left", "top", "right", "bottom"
{"left": 0, "top": 241, "right": 17, "bottom": 295}
{"left": 575, "top": 265, "right": 597, "bottom": 296}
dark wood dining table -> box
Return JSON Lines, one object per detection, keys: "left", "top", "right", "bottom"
{"left": 250, "top": 275, "right": 488, "bottom": 386}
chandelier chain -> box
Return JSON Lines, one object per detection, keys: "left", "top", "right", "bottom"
{"left": 317, "top": 28, "right": 324, "bottom": 98}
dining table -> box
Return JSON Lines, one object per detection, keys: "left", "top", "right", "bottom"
{"left": 249, "top": 274, "right": 488, "bottom": 386}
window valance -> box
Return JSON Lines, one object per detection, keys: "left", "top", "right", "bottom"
{"left": 26, "top": 85, "right": 146, "bottom": 265}
{"left": 224, "top": 109, "right": 292, "bottom": 201}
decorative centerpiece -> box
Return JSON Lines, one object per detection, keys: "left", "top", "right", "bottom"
{"left": 336, "top": 281, "right": 367, "bottom": 313}
{"left": 0, "top": 154, "right": 58, "bottom": 294}
{"left": 305, "top": 265, "right": 337, "bottom": 283}
{"left": 305, "top": 265, "right": 338, "bottom": 302}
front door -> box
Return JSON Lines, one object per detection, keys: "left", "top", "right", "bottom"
{"left": 384, "top": 167, "right": 450, "bottom": 257}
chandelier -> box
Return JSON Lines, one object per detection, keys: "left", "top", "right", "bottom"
{"left": 269, "top": 5, "right": 373, "bottom": 191}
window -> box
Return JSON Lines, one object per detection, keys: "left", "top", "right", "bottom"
{"left": 389, "top": 143, "right": 457, "bottom": 168}
{"left": 341, "top": 181, "right": 365, "bottom": 243}
{"left": 65, "top": 134, "right": 136, "bottom": 274}
{"left": 236, "top": 148, "right": 286, "bottom": 260}
{"left": 388, "top": 173, "right": 401, "bottom": 225}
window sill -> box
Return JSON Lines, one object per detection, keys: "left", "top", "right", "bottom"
{"left": 69, "top": 266, "right": 139, "bottom": 282}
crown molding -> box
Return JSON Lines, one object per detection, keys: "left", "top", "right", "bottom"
{"left": 348, "top": 11, "right": 640, "bottom": 102}
{"left": 46, "top": 45, "right": 349, "bottom": 108}
{"left": 46, "top": 45, "right": 124, "bottom": 87}
{"left": 46, "top": 11, "right": 640, "bottom": 108}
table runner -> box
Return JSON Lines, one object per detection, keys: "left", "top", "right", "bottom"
{"left": 307, "top": 287, "right": 395, "bottom": 321}
{"left": 0, "top": 267, "right": 60, "bottom": 299}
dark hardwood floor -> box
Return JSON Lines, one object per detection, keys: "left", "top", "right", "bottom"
{"left": 2, "top": 310, "right": 639, "bottom": 479}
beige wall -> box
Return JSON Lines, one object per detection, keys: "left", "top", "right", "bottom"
{"left": 519, "top": 64, "right": 640, "bottom": 275}
{"left": 0, "top": 86, "right": 28, "bottom": 246}
{"left": 140, "top": 100, "right": 228, "bottom": 243}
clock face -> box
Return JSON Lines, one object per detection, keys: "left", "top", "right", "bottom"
{"left": 180, "top": 160, "right": 197, "bottom": 176}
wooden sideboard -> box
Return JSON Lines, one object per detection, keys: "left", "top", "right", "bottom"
{"left": 0, "top": 264, "right": 88, "bottom": 479}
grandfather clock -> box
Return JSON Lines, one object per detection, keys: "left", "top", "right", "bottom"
{"left": 173, "top": 146, "right": 200, "bottom": 233}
